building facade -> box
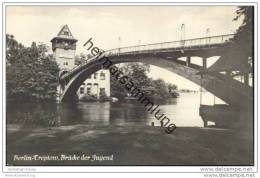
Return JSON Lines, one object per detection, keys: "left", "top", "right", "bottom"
{"left": 51, "top": 25, "right": 110, "bottom": 100}
{"left": 77, "top": 70, "right": 110, "bottom": 99}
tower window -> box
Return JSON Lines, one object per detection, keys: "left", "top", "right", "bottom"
{"left": 100, "top": 72, "right": 105, "bottom": 80}
{"left": 79, "top": 87, "right": 84, "bottom": 94}
{"left": 87, "top": 87, "right": 91, "bottom": 94}
{"left": 64, "top": 31, "right": 69, "bottom": 35}
{"left": 63, "top": 61, "right": 68, "bottom": 66}
{"left": 94, "top": 72, "right": 98, "bottom": 79}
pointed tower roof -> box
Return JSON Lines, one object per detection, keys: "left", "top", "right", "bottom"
{"left": 51, "top": 24, "right": 77, "bottom": 42}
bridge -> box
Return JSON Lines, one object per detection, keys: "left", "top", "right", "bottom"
{"left": 58, "top": 34, "right": 253, "bottom": 110}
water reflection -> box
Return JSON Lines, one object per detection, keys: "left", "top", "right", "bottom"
{"left": 7, "top": 93, "right": 205, "bottom": 128}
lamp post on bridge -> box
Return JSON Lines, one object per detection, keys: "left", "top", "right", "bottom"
{"left": 118, "top": 36, "right": 121, "bottom": 55}
{"left": 181, "top": 24, "right": 185, "bottom": 46}
{"left": 206, "top": 28, "right": 210, "bottom": 44}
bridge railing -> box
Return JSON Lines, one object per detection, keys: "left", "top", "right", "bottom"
{"left": 104, "top": 34, "right": 234, "bottom": 56}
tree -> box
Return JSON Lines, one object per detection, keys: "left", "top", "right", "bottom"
{"left": 75, "top": 53, "right": 88, "bottom": 65}
{"left": 75, "top": 53, "right": 94, "bottom": 66}
{"left": 110, "top": 63, "right": 152, "bottom": 98}
{"left": 110, "top": 76, "right": 126, "bottom": 99}
{"left": 75, "top": 55, "right": 81, "bottom": 66}
{"left": 119, "top": 63, "right": 151, "bottom": 88}
{"left": 167, "top": 83, "right": 178, "bottom": 93}
{"left": 6, "top": 34, "right": 24, "bottom": 65}
{"left": 6, "top": 35, "right": 59, "bottom": 101}
{"left": 233, "top": 6, "right": 253, "bottom": 54}
{"left": 232, "top": 6, "right": 253, "bottom": 69}
{"left": 151, "top": 79, "right": 171, "bottom": 99}
{"left": 110, "top": 62, "right": 178, "bottom": 99}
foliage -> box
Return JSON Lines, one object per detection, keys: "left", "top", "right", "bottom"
{"left": 167, "top": 83, "right": 178, "bottom": 93}
{"left": 231, "top": 6, "right": 253, "bottom": 69}
{"left": 75, "top": 53, "right": 93, "bottom": 65}
{"left": 110, "top": 76, "right": 126, "bottom": 99}
{"left": 110, "top": 63, "right": 178, "bottom": 100}
{"left": 233, "top": 6, "right": 253, "bottom": 54}
{"left": 6, "top": 34, "right": 24, "bottom": 65}
{"left": 151, "top": 79, "right": 170, "bottom": 99}
{"left": 6, "top": 34, "right": 59, "bottom": 101}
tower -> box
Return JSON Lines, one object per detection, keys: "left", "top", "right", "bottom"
{"left": 51, "top": 25, "right": 78, "bottom": 70}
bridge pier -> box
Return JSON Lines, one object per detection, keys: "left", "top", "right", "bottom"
{"left": 202, "top": 57, "right": 207, "bottom": 69}
{"left": 199, "top": 104, "right": 239, "bottom": 128}
{"left": 186, "top": 56, "right": 191, "bottom": 67}
{"left": 201, "top": 117, "right": 208, "bottom": 127}
{"left": 244, "top": 73, "right": 249, "bottom": 86}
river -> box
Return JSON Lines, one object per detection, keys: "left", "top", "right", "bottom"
{"left": 7, "top": 93, "right": 215, "bottom": 128}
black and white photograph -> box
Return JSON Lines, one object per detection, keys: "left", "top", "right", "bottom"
{"left": 1, "top": 1, "right": 258, "bottom": 177}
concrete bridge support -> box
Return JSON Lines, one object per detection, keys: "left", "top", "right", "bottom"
{"left": 203, "top": 57, "right": 207, "bottom": 69}
{"left": 186, "top": 56, "right": 191, "bottom": 67}
{"left": 244, "top": 73, "right": 249, "bottom": 86}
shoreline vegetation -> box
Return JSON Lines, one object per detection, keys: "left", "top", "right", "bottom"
{"left": 6, "top": 35, "right": 59, "bottom": 102}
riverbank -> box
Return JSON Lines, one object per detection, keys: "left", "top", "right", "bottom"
{"left": 6, "top": 124, "right": 253, "bottom": 166}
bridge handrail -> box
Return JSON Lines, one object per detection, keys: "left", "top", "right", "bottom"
{"left": 104, "top": 34, "right": 234, "bottom": 56}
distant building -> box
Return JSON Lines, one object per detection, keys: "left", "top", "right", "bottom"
{"left": 51, "top": 25, "right": 110, "bottom": 99}
{"left": 78, "top": 70, "right": 110, "bottom": 99}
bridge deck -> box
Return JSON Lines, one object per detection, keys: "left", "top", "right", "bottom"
{"left": 61, "top": 34, "right": 234, "bottom": 81}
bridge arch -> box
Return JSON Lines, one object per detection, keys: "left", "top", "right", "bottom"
{"left": 59, "top": 54, "right": 252, "bottom": 109}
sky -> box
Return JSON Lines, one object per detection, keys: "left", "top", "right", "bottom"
{"left": 6, "top": 5, "right": 242, "bottom": 90}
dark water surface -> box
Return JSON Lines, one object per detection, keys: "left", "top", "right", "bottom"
{"left": 7, "top": 93, "right": 204, "bottom": 128}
